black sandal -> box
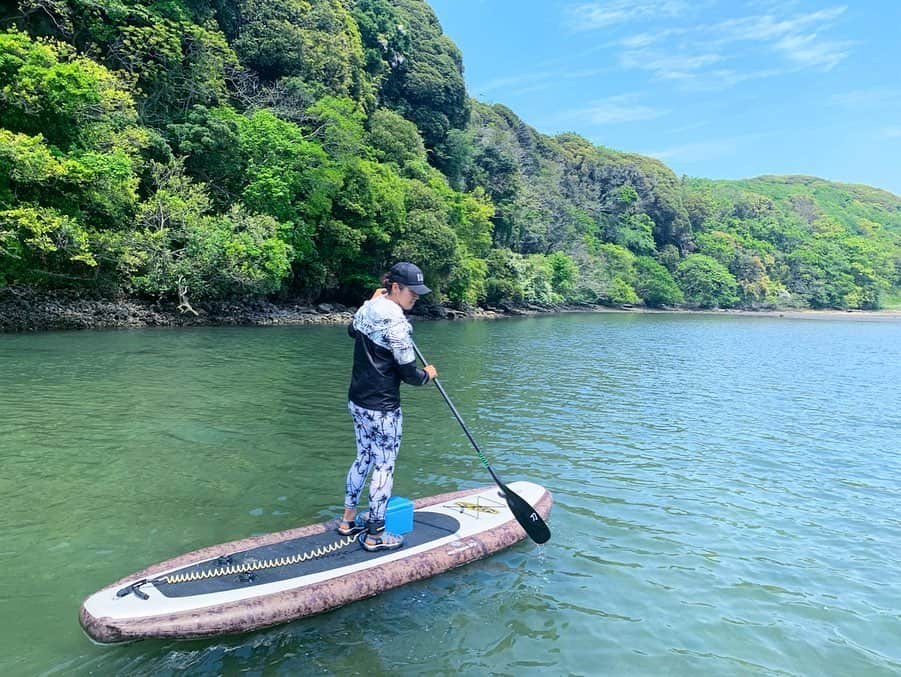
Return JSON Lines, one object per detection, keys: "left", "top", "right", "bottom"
{"left": 337, "top": 513, "right": 368, "bottom": 536}
{"left": 359, "top": 530, "right": 404, "bottom": 552}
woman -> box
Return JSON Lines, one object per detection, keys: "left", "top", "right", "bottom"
{"left": 338, "top": 262, "right": 438, "bottom": 551}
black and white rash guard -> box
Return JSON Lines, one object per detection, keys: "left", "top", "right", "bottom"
{"left": 347, "top": 295, "right": 430, "bottom": 411}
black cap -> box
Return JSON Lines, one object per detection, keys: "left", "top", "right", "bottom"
{"left": 388, "top": 262, "right": 431, "bottom": 295}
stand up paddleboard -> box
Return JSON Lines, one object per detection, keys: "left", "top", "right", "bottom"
{"left": 80, "top": 481, "right": 552, "bottom": 644}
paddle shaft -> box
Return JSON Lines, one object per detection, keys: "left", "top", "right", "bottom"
{"left": 413, "top": 343, "right": 551, "bottom": 543}
{"left": 412, "top": 341, "right": 551, "bottom": 544}
{"left": 411, "top": 344, "right": 503, "bottom": 486}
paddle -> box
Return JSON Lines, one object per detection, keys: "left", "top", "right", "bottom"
{"left": 412, "top": 341, "right": 551, "bottom": 544}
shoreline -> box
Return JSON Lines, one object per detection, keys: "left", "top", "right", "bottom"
{"left": 618, "top": 306, "right": 901, "bottom": 322}
{"left": 1, "top": 287, "right": 899, "bottom": 333}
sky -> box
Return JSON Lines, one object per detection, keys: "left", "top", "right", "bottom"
{"left": 427, "top": 0, "right": 901, "bottom": 196}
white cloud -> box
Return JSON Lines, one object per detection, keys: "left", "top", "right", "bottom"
{"left": 509, "top": 83, "right": 555, "bottom": 97}
{"left": 615, "top": 27, "right": 684, "bottom": 49}
{"left": 476, "top": 72, "right": 555, "bottom": 96}
{"left": 709, "top": 7, "right": 853, "bottom": 71}
{"left": 715, "top": 6, "right": 847, "bottom": 43}
{"left": 566, "top": 1, "right": 692, "bottom": 30}
{"left": 562, "top": 66, "right": 615, "bottom": 80}
{"left": 667, "top": 120, "right": 711, "bottom": 134}
{"left": 678, "top": 66, "right": 787, "bottom": 91}
{"left": 474, "top": 66, "right": 614, "bottom": 99}
{"left": 645, "top": 138, "right": 739, "bottom": 163}
{"left": 571, "top": 3, "right": 853, "bottom": 89}
{"left": 561, "top": 94, "right": 669, "bottom": 125}
{"left": 646, "top": 129, "right": 781, "bottom": 164}
{"left": 620, "top": 50, "right": 723, "bottom": 81}
{"left": 830, "top": 88, "right": 901, "bottom": 108}
{"left": 773, "top": 33, "right": 853, "bottom": 70}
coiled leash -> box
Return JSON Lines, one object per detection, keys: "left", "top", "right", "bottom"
{"left": 117, "top": 533, "right": 358, "bottom": 600}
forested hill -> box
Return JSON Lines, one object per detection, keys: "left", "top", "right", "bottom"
{"left": 1, "top": 1, "right": 899, "bottom": 311}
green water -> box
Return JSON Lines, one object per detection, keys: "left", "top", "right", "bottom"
{"left": 1, "top": 313, "right": 900, "bottom": 675}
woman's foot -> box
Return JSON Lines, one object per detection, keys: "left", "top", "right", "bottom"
{"left": 336, "top": 511, "right": 369, "bottom": 536}
{"left": 359, "top": 530, "right": 404, "bottom": 552}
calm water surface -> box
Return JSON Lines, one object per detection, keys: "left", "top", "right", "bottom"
{"left": 1, "top": 313, "right": 900, "bottom": 676}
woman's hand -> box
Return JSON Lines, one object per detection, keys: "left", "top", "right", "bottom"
{"left": 423, "top": 364, "right": 437, "bottom": 381}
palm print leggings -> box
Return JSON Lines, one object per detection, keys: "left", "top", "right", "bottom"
{"left": 344, "top": 401, "right": 403, "bottom": 525}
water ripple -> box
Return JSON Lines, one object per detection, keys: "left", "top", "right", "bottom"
{"left": 2, "top": 316, "right": 901, "bottom": 675}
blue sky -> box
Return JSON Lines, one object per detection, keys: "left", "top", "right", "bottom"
{"left": 427, "top": 1, "right": 901, "bottom": 196}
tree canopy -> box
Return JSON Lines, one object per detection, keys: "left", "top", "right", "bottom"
{"left": 1, "top": 1, "right": 898, "bottom": 310}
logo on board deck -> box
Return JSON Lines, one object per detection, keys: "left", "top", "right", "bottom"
{"left": 449, "top": 501, "right": 499, "bottom": 514}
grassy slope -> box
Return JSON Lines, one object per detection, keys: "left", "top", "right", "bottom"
{"left": 722, "top": 175, "right": 901, "bottom": 234}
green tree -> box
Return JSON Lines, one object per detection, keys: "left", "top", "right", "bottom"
{"left": 0, "top": 28, "right": 138, "bottom": 150}
{"left": 548, "top": 251, "right": 578, "bottom": 298}
{"left": 109, "top": 161, "right": 291, "bottom": 301}
{"left": 233, "top": 0, "right": 370, "bottom": 104}
{"left": 445, "top": 254, "right": 486, "bottom": 306}
{"left": 0, "top": 29, "right": 145, "bottom": 286}
{"left": 676, "top": 254, "right": 739, "bottom": 308}
{"left": 354, "top": 0, "right": 468, "bottom": 151}
{"left": 367, "top": 108, "right": 427, "bottom": 167}
{"left": 635, "top": 256, "right": 683, "bottom": 307}
{"left": 323, "top": 157, "right": 406, "bottom": 295}
{"left": 166, "top": 105, "right": 246, "bottom": 209}
{"left": 484, "top": 248, "right": 523, "bottom": 304}
{"left": 0, "top": 205, "right": 96, "bottom": 285}
{"left": 569, "top": 241, "right": 639, "bottom": 305}
{"left": 445, "top": 186, "right": 493, "bottom": 257}
{"left": 616, "top": 212, "right": 657, "bottom": 255}
{"left": 223, "top": 108, "right": 335, "bottom": 272}
{"left": 305, "top": 96, "right": 368, "bottom": 161}
{"left": 108, "top": 17, "right": 238, "bottom": 124}
{"left": 391, "top": 178, "right": 458, "bottom": 296}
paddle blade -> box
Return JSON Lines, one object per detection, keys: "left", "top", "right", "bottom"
{"left": 501, "top": 483, "right": 551, "bottom": 544}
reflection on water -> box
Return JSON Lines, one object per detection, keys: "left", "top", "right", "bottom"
{"left": 1, "top": 314, "right": 900, "bottom": 675}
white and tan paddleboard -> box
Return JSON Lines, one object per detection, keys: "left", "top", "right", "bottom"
{"left": 80, "top": 481, "right": 553, "bottom": 644}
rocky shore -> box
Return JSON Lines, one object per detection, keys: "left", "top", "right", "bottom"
{"left": 2, "top": 286, "right": 898, "bottom": 332}
{"left": 0, "top": 286, "right": 601, "bottom": 332}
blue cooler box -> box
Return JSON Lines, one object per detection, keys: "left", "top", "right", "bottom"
{"left": 385, "top": 496, "right": 414, "bottom": 534}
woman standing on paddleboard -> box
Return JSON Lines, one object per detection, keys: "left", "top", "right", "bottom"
{"left": 338, "top": 262, "right": 438, "bottom": 551}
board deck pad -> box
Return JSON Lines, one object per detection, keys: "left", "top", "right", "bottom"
{"left": 155, "top": 512, "right": 460, "bottom": 598}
